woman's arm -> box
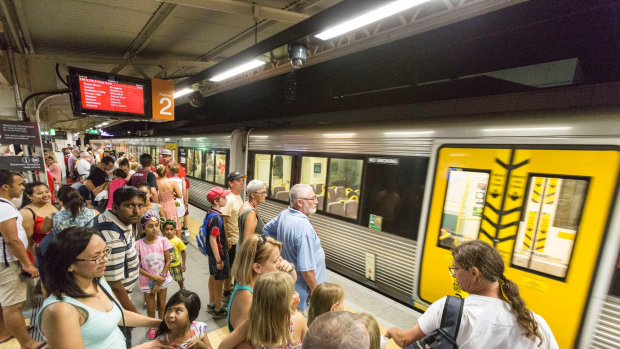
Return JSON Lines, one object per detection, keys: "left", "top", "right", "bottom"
{"left": 231, "top": 291, "right": 252, "bottom": 330}
{"left": 243, "top": 209, "right": 257, "bottom": 242}
{"left": 182, "top": 180, "right": 188, "bottom": 206}
{"left": 158, "top": 205, "right": 166, "bottom": 219}
{"left": 122, "top": 308, "right": 162, "bottom": 329}
{"left": 385, "top": 324, "right": 426, "bottom": 348}
{"left": 41, "top": 302, "right": 86, "bottom": 349}
{"left": 218, "top": 320, "right": 250, "bottom": 349}
{"left": 40, "top": 213, "right": 53, "bottom": 234}
{"left": 293, "top": 312, "right": 307, "bottom": 344}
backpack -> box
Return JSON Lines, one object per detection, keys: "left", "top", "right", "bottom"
{"left": 196, "top": 210, "right": 220, "bottom": 256}
{"left": 407, "top": 296, "right": 464, "bottom": 349}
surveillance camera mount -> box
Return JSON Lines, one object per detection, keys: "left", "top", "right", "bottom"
{"left": 288, "top": 43, "right": 307, "bottom": 69}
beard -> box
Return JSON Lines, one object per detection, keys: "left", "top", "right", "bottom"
{"left": 307, "top": 206, "right": 317, "bottom": 215}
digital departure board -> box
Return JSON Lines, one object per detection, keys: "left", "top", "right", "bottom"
{"left": 68, "top": 67, "right": 152, "bottom": 118}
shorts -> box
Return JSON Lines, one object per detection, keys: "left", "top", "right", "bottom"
{"left": 140, "top": 277, "right": 172, "bottom": 293}
{"left": 170, "top": 264, "right": 185, "bottom": 282}
{"left": 228, "top": 244, "right": 237, "bottom": 271}
{"left": 0, "top": 261, "right": 28, "bottom": 306}
{"left": 208, "top": 253, "right": 230, "bottom": 280}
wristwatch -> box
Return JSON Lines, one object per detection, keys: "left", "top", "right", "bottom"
{"left": 216, "top": 260, "right": 223, "bottom": 264}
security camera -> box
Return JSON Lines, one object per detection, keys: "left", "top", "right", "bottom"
{"left": 288, "top": 43, "right": 307, "bottom": 69}
{"left": 188, "top": 91, "right": 204, "bottom": 108}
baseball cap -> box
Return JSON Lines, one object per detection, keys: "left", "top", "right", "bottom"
{"left": 226, "top": 171, "right": 247, "bottom": 182}
{"left": 207, "top": 187, "right": 231, "bottom": 202}
{"left": 161, "top": 149, "right": 172, "bottom": 156}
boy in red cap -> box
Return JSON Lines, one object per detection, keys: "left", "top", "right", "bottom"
{"left": 204, "top": 187, "right": 231, "bottom": 318}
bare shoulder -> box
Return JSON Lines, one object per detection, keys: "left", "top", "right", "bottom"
{"left": 42, "top": 301, "right": 81, "bottom": 321}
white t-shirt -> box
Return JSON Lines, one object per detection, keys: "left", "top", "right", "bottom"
{"left": 221, "top": 193, "right": 243, "bottom": 245}
{"left": 418, "top": 295, "right": 559, "bottom": 349}
{"left": 0, "top": 199, "right": 29, "bottom": 263}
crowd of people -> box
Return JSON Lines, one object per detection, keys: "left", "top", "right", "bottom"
{"left": 0, "top": 144, "right": 560, "bottom": 349}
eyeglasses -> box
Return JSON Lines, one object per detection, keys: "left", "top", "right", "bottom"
{"left": 254, "top": 191, "right": 268, "bottom": 196}
{"left": 448, "top": 266, "right": 463, "bottom": 274}
{"left": 300, "top": 197, "right": 318, "bottom": 202}
{"left": 75, "top": 248, "right": 112, "bottom": 264}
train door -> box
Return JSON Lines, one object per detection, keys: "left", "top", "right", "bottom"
{"left": 418, "top": 145, "right": 620, "bottom": 349}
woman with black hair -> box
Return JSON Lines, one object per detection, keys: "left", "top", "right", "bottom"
{"left": 36, "top": 227, "right": 173, "bottom": 349}
{"left": 41, "top": 186, "right": 99, "bottom": 235}
{"left": 20, "top": 182, "right": 58, "bottom": 261}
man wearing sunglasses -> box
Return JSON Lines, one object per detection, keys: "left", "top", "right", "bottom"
{"left": 263, "top": 183, "right": 327, "bottom": 313}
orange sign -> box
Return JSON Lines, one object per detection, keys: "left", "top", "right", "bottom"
{"left": 151, "top": 78, "right": 174, "bottom": 121}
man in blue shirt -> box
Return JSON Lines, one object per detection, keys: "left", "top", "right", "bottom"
{"left": 264, "top": 184, "right": 327, "bottom": 310}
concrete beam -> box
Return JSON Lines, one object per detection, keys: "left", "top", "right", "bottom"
{"left": 26, "top": 54, "right": 217, "bottom": 67}
{"left": 159, "top": 0, "right": 309, "bottom": 24}
{"left": 122, "top": 2, "right": 177, "bottom": 59}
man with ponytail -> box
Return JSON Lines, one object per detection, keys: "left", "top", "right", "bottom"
{"left": 386, "top": 240, "right": 559, "bottom": 349}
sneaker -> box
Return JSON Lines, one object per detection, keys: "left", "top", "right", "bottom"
{"left": 181, "top": 236, "right": 189, "bottom": 244}
{"left": 212, "top": 307, "right": 228, "bottom": 319}
{"left": 183, "top": 227, "right": 190, "bottom": 237}
{"left": 222, "top": 293, "right": 231, "bottom": 307}
{"left": 147, "top": 328, "right": 157, "bottom": 340}
{"left": 206, "top": 304, "right": 215, "bottom": 314}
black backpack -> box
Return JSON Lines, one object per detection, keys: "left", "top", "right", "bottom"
{"left": 407, "top": 296, "right": 464, "bottom": 349}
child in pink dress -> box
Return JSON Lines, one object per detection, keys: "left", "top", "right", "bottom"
{"left": 136, "top": 210, "right": 173, "bottom": 340}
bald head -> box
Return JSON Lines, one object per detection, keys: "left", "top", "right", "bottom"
{"left": 302, "top": 311, "right": 370, "bottom": 349}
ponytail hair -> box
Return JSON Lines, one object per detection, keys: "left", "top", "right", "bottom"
{"left": 452, "top": 240, "right": 543, "bottom": 346}
{"left": 56, "top": 186, "right": 84, "bottom": 218}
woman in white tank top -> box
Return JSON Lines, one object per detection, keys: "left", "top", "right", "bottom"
{"left": 386, "top": 240, "right": 559, "bottom": 349}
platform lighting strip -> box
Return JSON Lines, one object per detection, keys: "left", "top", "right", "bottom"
{"left": 323, "top": 133, "right": 356, "bottom": 137}
{"left": 384, "top": 131, "right": 435, "bottom": 136}
{"left": 315, "top": 0, "right": 433, "bottom": 41}
{"left": 482, "top": 127, "right": 572, "bottom": 132}
{"left": 174, "top": 88, "right": 194, "bottom": 99}
{"left": 209, "top": 60, "right": 266, "bottom": 82}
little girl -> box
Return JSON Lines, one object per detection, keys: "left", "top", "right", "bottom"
{"left": 156, "top": 289, "right": 213, "bottom": 349}
{"left": 219, "top": 271, "right": 307, "bottom": 349}
{"left": 136, "top": 211, "right": 173, "bottom": 340}
{"left": 105, "top": 168, "right": 128, "bottom": 210}
{"left": 307, "top": 282, "right": 345, "bottom": 326}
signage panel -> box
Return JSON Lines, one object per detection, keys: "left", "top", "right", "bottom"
{"left": 0, "top": 121, "right": 41, "bottom": 145}
{"left": 152, "top": 78, "right": 175, "bottom": 121}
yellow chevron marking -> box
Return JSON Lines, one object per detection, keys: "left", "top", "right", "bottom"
{"left": 535, "top": 213, "right": 551, "bottom": 251}
{"left": 545, "top": 178, "right": 558, "bottom": 205}
{"left": 522, "top": 211, "right": 537, "bottom": 250}
{"left": 532, "top": 177, "right": 543, "bottom": 203}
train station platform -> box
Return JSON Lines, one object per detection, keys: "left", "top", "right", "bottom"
{"left": 0, "top": 204, "right": 420, "bottom": 349}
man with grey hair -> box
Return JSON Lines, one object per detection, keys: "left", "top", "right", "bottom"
{"left": 303, "top": 311, "right": 370, "bottom": 349}
{"left": 264, "top": 183, "right": 326, "bottom": 312}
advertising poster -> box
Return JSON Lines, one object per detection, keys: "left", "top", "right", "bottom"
{"left": 0, "top": 120, "right": 45, "bottom": 171}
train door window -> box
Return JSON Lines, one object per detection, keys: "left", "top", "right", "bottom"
{"left": 301, "top": 156, "right": 328, "bottom": 210}
{"left": 151, "top": 147, "right": 157, "bottom": 164}
{"left": 254, "top": 154, "right": 272, "bottom": 192}
{"left": 610, "top": 252, "right": 620, "bottom": 298}
{"left": 512, "top": 176, "right": 588, "bottom": 279}
{"left": 194, "top": 150, "right": 203, "bottom": 180}
{"left": 154, "top": 147, "right": 160, "bottom": 165}
{"left": 438, "top": 169, "right": 489, "bottom": 249}
{"left": 215, "top": 151, "right": 227, "bottom": 185}
{"left": 361, "top": 157, "right": 429, "bottom": 240}
{"left": 271, "top": 155, "right": 293, "bottom": 201}
{"left": 187, "top": 149, "right": 195, "bottom": 177}
{"left": 205, "top": 151, "right": 215, "bottom": 182}
{"left": 326, "top": 158, "right": 363, "bottom": 219}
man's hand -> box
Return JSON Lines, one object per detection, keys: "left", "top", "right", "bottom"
{"left": 23, "top": 264, "right": 39, "bottom": 279}
{"left": 226, "top": 239, "right": 232, "bottom": 251}
{"left": 216, "top": 261, "right": 224, "bottom": 270}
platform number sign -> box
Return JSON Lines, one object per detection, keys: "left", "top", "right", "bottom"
{"left": 151, "top": 78, "right": 175, "bottom": 121}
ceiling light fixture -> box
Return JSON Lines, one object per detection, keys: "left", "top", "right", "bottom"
{"left": 323, "top": 133, "right": 356, "bottom": 137}
{"left": 315, "top": 0, "right": 432, "bottom": 41}
{"left": 210, "top": 60, "right": 266, "bottom": 82}
{"left": 482, "top": 127, "right": 572, "bottom": 132}
{"left": 384, "top": 131, "right": 435, "bottom": 136}
{"left": 174, "top": 88, "right": 194, "bottom": 99}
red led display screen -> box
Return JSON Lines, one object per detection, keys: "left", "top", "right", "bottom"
{"left": 79, "top": 78, "right": 144, "bottom": 114}
{"left": 68, "top": 67, "right": 152, "bottom": 119}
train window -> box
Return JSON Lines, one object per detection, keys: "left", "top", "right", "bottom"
{"left": 271, "top": 155, "right": 293, "bottom": 201}
{"left": 187, "top": 150, "right": 196, "bottom": 177}
{"left": 361, "top": 157, "right": 428, "bottom": 240}
{"left": 205, "top": 151, "right": 215, "bottom": 182}
{"left": 512, "top": 176, "right": 589, "bottom": 280}
{"left": 326, "top": 158, "right": 363, "bottom": 219}
{"left": 301, "top": 156, "right": 328, "bottom": 210}
{"left": 254, "top": 154, "right": 272, "bottom": 192}
{"left": 215, "top": 151, "right": 227, "bottom": 185}
{"left": 438, "top": 169, "right": 489, "bottom": 249}
{"left": 154, "top": 147, "right": 160, "bottom": 165}
{"left": 194, "top": 150, "right": 203, "bottom": 180}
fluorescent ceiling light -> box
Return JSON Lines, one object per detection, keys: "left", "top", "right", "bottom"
{"left": 252, "top": 135, "right": 269, "bottom": 138}
{"left": 210, "top": 60, "right": 266, "bottom": 82}
{"left": 323, "top": 133, "right": 356, "bottom": 137}
{"left": 174, "top": 88, "right": 194, "bottom": 99}
{"left": 102, "top": 122, "right": 109, "bottom": 125}
{"left": 482, "top": 127, "right": 572, "bottom": 132}
{"left": 316, "top": 0, "right": 432, "bottom": 41}
{"left": 384, "top": 131, "right": 435, "bottom": 136}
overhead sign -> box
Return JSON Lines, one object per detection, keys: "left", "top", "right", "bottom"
{"left": 0, "top": 156, "right": 44, "bottom": 171}
{"left": 88, "top": 129, "right": 99, "bottom": 134}
{"left": 0, "top": 121, "right": 41, "bottom": 145}
{"left": 152, "top": 78, "right": 175, "bottom": 121}
{"left": 369, "top": 157, "right": 399, "bottom": 165}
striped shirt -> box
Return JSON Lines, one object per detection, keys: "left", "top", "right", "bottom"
{"left": 87, "top": 210, "right": 139, "bottom": 293}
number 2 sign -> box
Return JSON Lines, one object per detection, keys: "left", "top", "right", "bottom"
{"left": 151, "top": 78, "right": 175, "bottom": 121}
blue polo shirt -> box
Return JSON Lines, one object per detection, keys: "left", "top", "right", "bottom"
{"left": 263, "top": 207, "right": 327, "bottom": 309}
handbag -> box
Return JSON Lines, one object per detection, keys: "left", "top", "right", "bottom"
{"left": 407, "top": 296, "right": 464, "bottom": 349}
